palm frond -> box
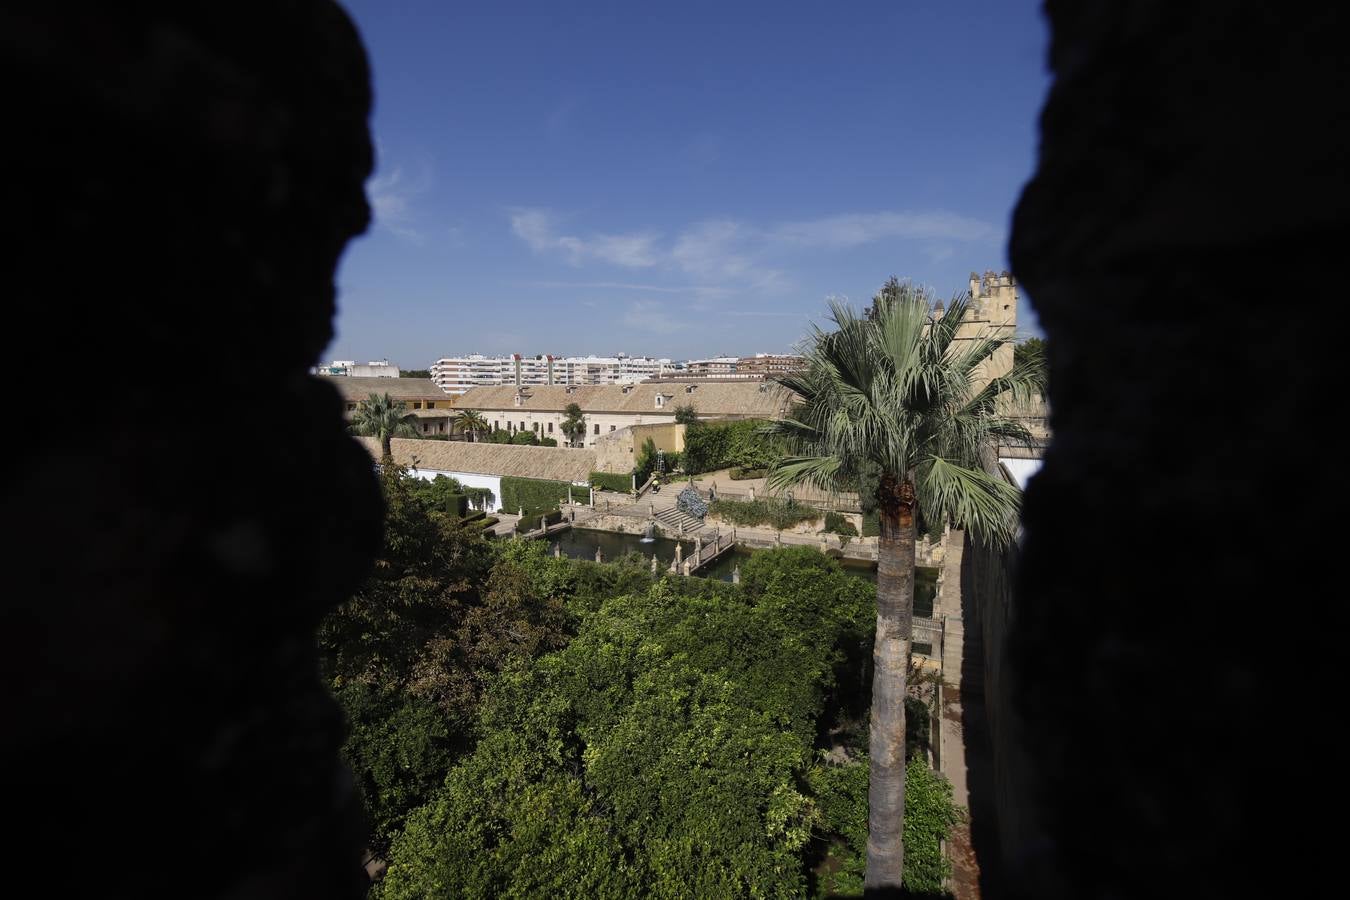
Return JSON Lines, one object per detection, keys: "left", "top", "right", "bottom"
{"left": 914, "top": 456, "right": 1021, "bottom": 547}
{"left": 766, "top": 455, "right": 845, "bottom": 494}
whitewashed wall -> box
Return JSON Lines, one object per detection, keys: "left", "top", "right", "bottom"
{"left": 406, "top": 467, "right": 504, "bottom": 512}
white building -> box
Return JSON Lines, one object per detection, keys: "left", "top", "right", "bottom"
{"left": 354, "top": 437, "right": 596, "bottom": 513}
{"left": 314, "top": 359, "right": 400, "bottom": 378}
{"left": 452, "top": 381, "right": 794, "bottom": 450}
{"left": 431, "top": 353, "right": 673, "bottom": 394}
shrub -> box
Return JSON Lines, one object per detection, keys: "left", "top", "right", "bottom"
{"left": 514, "top": 513, "right": 543, "bottom": 533}
{"left": 463, "top": 486, "right": 495, "bottom": 511}
{"left": 861, "top": 510, "right": 880, "bottom": 537}
{"left": 676, "top": 485, "right": 708, "bottom": 519}
{"left": 510, "top": 430, "right": 540, "bottom": 445}
{"left": 461, "top": 510, "right": 485, "bottom": 525}
{"left": 500, "top": 476, "right": 590, "bottom": 515}
{"left": 538, "top": 436, "right": 558, "bottom": 447}
{"left": 590, "top": 471, "right": 632, "bottom": 493}
{"left": 823, "top": 511, "right": 858, "bottom": 537}
{"left": 708, "top": 498, "right": 820, "bottom": 530}
{"left": 808, "top": 756, "right": 960, "bottom": 897}
{"left": 543, "top": 509, "right": 563, "bottom": 526}
{"left": 443, "top": 493, "right": 468, "bottom": 518}
{"left": 729, "top": 467, "right": 766, "bottom": 480}
{"left": 477, "top": 516, "right": 499, "bottom": 531}
{"left": 683, "top": 419, "right": 785, "bottom": 474}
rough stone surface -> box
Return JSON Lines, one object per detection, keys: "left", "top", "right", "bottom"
{"left": 4, "top": 3, "right": 382, "bottom": 896}
{"left": 1006, "top": 2, "right": 1345, "bottom": 898}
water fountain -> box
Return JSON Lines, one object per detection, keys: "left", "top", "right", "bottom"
{"left": 639, "top": 521, "right": 656, "bottom": 543}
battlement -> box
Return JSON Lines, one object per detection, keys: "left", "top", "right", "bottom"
{"left": 967, "top": 269, "right": 1018, "bottom": 325}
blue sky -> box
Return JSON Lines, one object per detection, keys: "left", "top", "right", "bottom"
{"left": 330, "top": 0, "right": 1050, "bottom": 367}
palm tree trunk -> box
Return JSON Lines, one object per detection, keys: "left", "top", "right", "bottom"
{"left": 865, "top": 475, "right": 917, "bottom": 892}
{"left": 380, "top": 432, "right": 393, "bottom": 464}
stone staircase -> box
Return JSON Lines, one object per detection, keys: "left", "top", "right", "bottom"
{"left": 654, "top": 506, "right": 705, "bottom": 534}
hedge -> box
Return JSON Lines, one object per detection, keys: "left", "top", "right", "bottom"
{"left": 824, "top": 511, "right": 858, "bottom": 536}
{"left": 461, "top": 510, "right": 486, "bottom": 525}
{"left": 729, "top": 467, "right": 766, "bottom": 480}
{"left": 862, "top": 511, "right": 880, "bottom": 537}
{"left": 683, "top": 419, "right": 785, "bottom": 474}
{"left": 590, "top": 471, "right": 632, "bottom": 493}
{"left": 513, "top": 509, "right": 562, "bottom": 534}
{"left": 443, "top": 493, "right": 468, "bottom": 518}
{"left": 708, "top": 498, "right": 820, "bottom": 530}
{"left": 500, "top": 476, "right": 591, "bottom": 515}
{"left": 477, "top": 516, "right": 499, "bottom": 531}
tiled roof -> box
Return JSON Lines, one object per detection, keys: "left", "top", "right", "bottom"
{"left": 450, "top": 381, "right": 794, "bottom": 418}
{"left": 356, "top": 437, "right": 596, "bottom": 482}
{"left": 325, "top": 376, "right": 448, "bottom": 400}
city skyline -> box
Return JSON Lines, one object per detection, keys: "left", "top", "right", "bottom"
{"left": 328, "top": 0, "right": 1050, "bottom": 366}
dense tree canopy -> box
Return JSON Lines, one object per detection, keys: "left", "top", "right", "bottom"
{"left": 319, "top": 469, "right": 962, "bottom": 894}
{"left": 377, "top": 548, "right": 874, "bottom": 899}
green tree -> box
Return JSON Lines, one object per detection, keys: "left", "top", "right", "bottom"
{"left": 1015, "top": 335, "right": 1046, "bottom": 369}
{"left": 454, "top": 408, "right": 489, "bottom": 442}
{"left": 767, "top": 282, "right": 1044, "bottom": 890}
{"left": 560, "top": 402, "right": 587, "bottom": 447}
{"left": 350, "top": 392, "right": 420, "bottom": 461}
{"left": 399, "top": 369, "right": 432, "bottom": 379}
{"left": 673, "top": 403, "right": 699, "bottom": 425}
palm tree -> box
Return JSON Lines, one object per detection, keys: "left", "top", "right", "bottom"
{"left": 767, "top": 283, "right": 1045, "bottom": 891}
{"left": 560, "top": 402, "right": 587, "bottom": 448}
{"left": 350, "top": 392, "right": 420, "bottom": 462}
{"left": 454, "top": 409, "right": 489, "bottom": 442}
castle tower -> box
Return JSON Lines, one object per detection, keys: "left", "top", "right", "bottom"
{"left": 959, "top": 268, "right": 1019, "bottom": 387}
{"left": 968, "top": 269, "right": 1018, "bottom": 329}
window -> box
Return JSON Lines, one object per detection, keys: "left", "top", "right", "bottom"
{"left": 594, "top": 423, "right": 600, "bottom": 434}
{"left": 532, "top": 422, "right": 539, "bottom": 432}
{"left": 655, "top": 395, "right": 664, "bottom": 408}
{"left": 427, "top": 401, "right": 436, "bottom": 409}
{"left": 422, "top": 423, "right": 430, "bottom": 433}
{"left": 610, "top": 425, "right": 616, "bottom": 432}
{"left": 413, "top": 401, "right": 422, "bottom": 409}
{"left": 494, "top": 420, "right": 499, "bottom": 430}
{"left": 548, "top": 422, "right": 553, "bottom": 433}
{"left": 521, "top": 421, "right": 526, "bottom": 431}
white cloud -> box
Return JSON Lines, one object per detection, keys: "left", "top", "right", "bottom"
{"left": 367, "top": 163, "right": 433, "bottom": 246}
{"left": 510, "top": 207, "right": 997, "bottom": 297}
{"left": 511, "top": 209, "right": 660, "bottom": 268}
{"left": 770, "top": 211, "right": 996, "bottom": 249}
{"left": 623, "top": 300, "right": 685, "bottom": 334}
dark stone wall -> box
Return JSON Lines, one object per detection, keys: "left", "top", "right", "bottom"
{"left": 3, "top": 3, "right": 383, "bottom": 895}
{"left": 1007, "top": 2, "right": 1345, "bottom": 897}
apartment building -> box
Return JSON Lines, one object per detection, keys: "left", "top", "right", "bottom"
{"left": 431, "top": 353, "right": 673, "bottom": 394}
{"left": 313, "top": 359, "right": 400, "bottom": 378}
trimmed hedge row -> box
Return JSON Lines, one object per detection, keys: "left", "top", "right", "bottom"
{"left": 824, "top": 511, "right": 858, "bottom": 536}
{"left": 729, "top": 467, "right": 767, "bottom": 480}
{"left": 862, "top": 511, "right": 880, "bottom": 537}
{"left": 708, "top": 498, "right": 820, "bottom": 530}
{"left": 500, "top": 476, "right": 591, "bottom": 515}
{"left": 513, "top": 508, "right": 563, "bottom": 534}
{"left": 589, "top": 471, "right": 632, "bottom": 493}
